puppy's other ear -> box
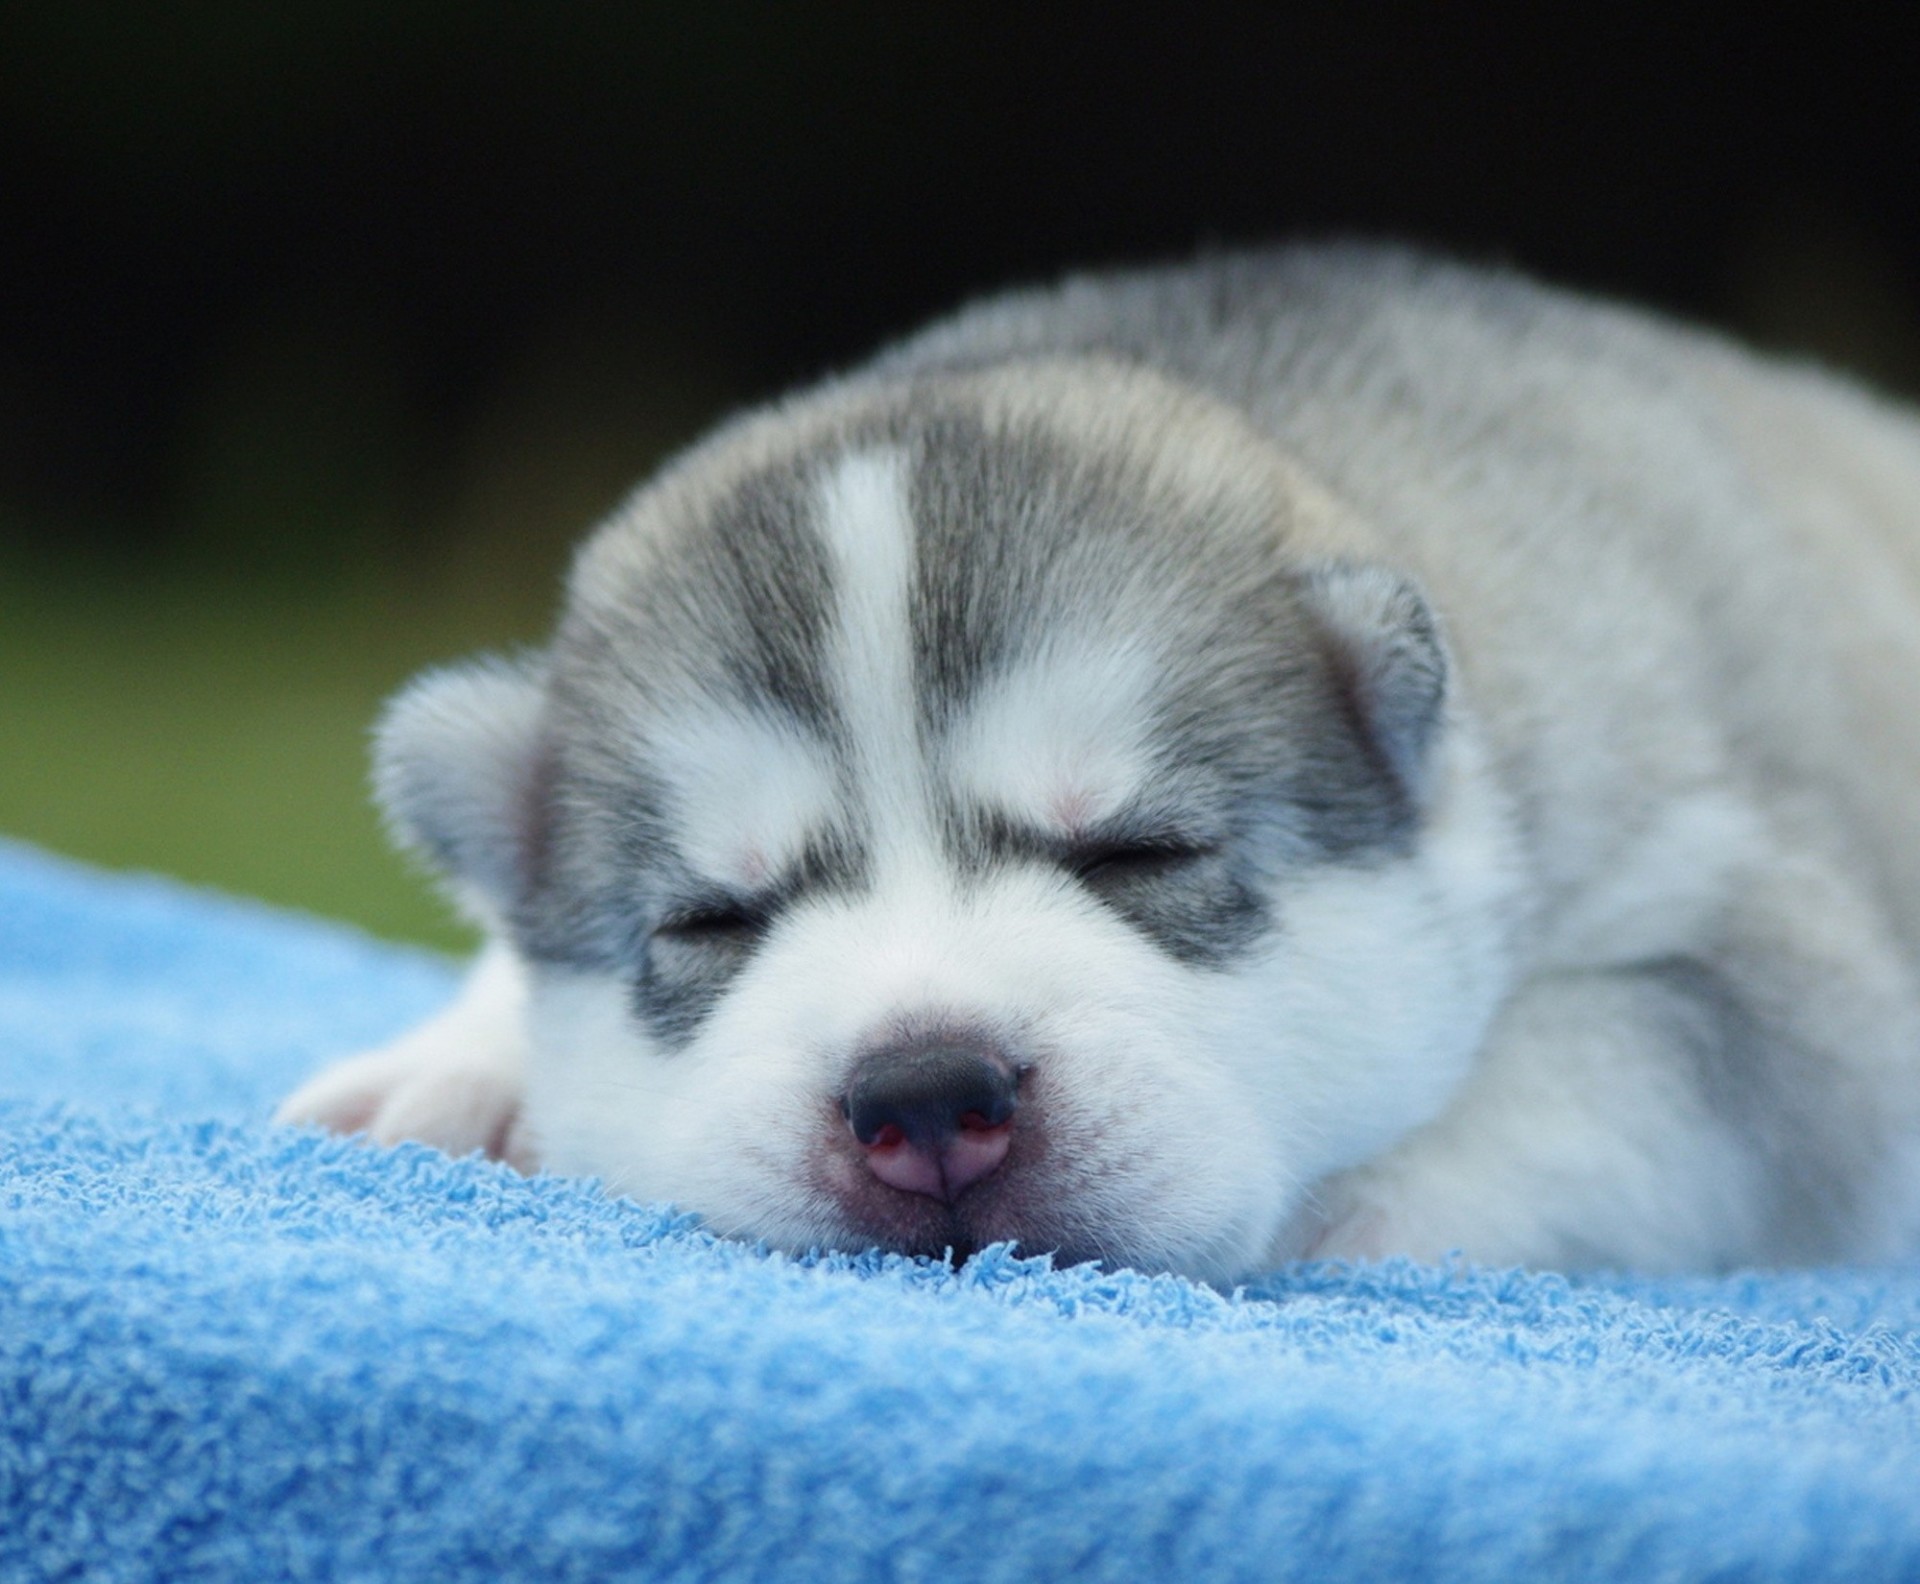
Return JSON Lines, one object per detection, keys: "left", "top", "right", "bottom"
{"left": 1295, "top": 561, "right": 1449, "bottom": 805}
{"left": 373, "top": 654, "right": 550, "bottom": 924}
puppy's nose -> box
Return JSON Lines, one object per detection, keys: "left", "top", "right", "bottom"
{"left": 843, "top": 1038, "right": 1018, "bottom": 1203}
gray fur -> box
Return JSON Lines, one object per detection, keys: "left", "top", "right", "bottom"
{"left": 450, "top": 388, "right": 1440, "bottom": 1002}
{"left": 316, "top": 242, "right": 1920, "bottom": 1274}
{"left": 374, "top": 654, "right": 551, "bottom": 926}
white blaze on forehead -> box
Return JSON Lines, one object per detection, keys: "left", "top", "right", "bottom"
{"left": 815, "top": 448, "right": 930, "bottom": 855}
{"left": 651, "top": 710, "right": 837, "bottom": 891}
{"left": 949, "top": 641, "right": 1161, "bottom": 835}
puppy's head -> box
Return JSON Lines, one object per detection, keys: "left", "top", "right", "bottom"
{"left": 380, "top": 363, "right": 1518, "bottom": 1280}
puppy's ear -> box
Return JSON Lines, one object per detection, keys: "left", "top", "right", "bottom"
{"left": 1295, "top": 561, "right": 1449, "bottom": 804}
{"left": 373, "top": 654, "right": 550, "bottom": 924}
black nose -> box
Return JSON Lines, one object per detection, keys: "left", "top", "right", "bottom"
{"left": 843, "top": 1037, "right": 1019, "bottom": 1150}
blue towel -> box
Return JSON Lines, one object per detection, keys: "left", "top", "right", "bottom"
{"left": 3, "top": 837, "right": 1918, "bottom": 1582}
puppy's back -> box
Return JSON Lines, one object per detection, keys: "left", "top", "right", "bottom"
{"left": 878, "top": 244, "right": 1920, "bottom": 966}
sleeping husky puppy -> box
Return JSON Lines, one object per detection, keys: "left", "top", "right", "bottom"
{"left": 278, "top": 246, "right": 1920, "bottom": 1280}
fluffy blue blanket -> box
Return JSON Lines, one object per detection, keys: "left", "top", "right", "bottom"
{"left": 4, "top": 839, "right": 1918, "bottom": 1582}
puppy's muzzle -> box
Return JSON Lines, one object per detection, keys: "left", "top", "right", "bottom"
{"left": 843, "top": 1037, "right": 1020, "bottom": 1204}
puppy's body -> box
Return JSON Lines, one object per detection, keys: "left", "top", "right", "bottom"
{"left": 281, "top": 247, "right": 1920, "bottom": 1278}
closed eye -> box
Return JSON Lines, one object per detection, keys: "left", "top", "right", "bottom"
{"left": 652, "top": 901, "right": 767, "bottom": 945}
{"left": 1068, "top": 839, "right": 1214, "bottom": 886}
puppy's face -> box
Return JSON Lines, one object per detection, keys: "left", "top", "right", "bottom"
{"left": 384, "top": 369, "right": 1516, "bottom": 1279}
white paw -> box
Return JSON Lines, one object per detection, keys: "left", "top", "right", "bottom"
{"left": 274, "top": 942, "right": 536, "bottom": 1169}
{"left": 1284, "top": 1176, "right": 1457, "bottom": 1265}
{"left": 1303, "top": 1203, "right": 1402, "bottom": 1263}
{"left": 276, "top": 1040, "right": 534, "bottom": 1169}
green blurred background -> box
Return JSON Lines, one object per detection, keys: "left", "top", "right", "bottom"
{"left": 3, "top": 7, "right": 1917, "bottom": 950}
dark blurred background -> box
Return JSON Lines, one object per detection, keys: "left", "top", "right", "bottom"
{"left": 4, "top": 5, "right": 1917, "bottom": 947}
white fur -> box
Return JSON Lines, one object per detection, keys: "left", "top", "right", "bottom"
{"left": 948, "top": 640, "right": 1162, "bottom": 835}
{"left": 1534, "top": 791, "right": 1768, "bottom": 972}
{"left": 530, "top": 866, "right": 1293, "bottom": 1279}
{"left": 520, "top": 669, "right": 1521, "bottom": 1281}
{"left": 279, "top": 248, "right": 1920, "bottom": 1278}
{"left": 814, "top": 448, "right": 930, "bottom": 859}
{"left": 647, "top": 709, "right": 839, "bottom": 893}
{"left": 275, "top": 940, "right": 532, "bottom": 1166}
{"left": 1302, "top": 967, "right": 1771, "bottom": 1268}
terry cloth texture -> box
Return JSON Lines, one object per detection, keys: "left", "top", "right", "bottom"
{"left": 3, "top": 838, "right": 1919, "bottom": 1583}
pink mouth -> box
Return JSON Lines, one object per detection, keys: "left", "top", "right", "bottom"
{"left": 861, "top": 1114, "right": 1013, "bottom": 1202}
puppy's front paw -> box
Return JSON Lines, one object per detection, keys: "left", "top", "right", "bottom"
{"left": 277, "top": 942, "right": 536, "bottom": 1169}
{"left": 1304, "top": 1204, "right": 1410, "bottom": 1263}
{"left": 1285, "top": 1178, "right": 1458, "bottom": 1265}
{"left": 276, "top": 1039, "right": 533, "bottom": 1170}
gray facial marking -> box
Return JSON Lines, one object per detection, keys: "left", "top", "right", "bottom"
{"left": 510, "top": 379, "right": 1430, "bottom": 1007}
{"left": 907, "top": 412, "right": 1110, "bottom": 729}
{"left": 657, "top": 462, "right": 847, "bottom": 738}
{"left": 510, "top": 454, "right": 864, "bottom": 1001}
{"left": 900, "top": 398, "right": 1419, "bottom": 964}
{"left": 960, "top": 808, "right": 1272, "bottom": 967}
{"left": 634, "top": 824, "right": 871, "bottom": 1048}
{"left": 1074, "top": 845, "right": 1270, "bottom": 967}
